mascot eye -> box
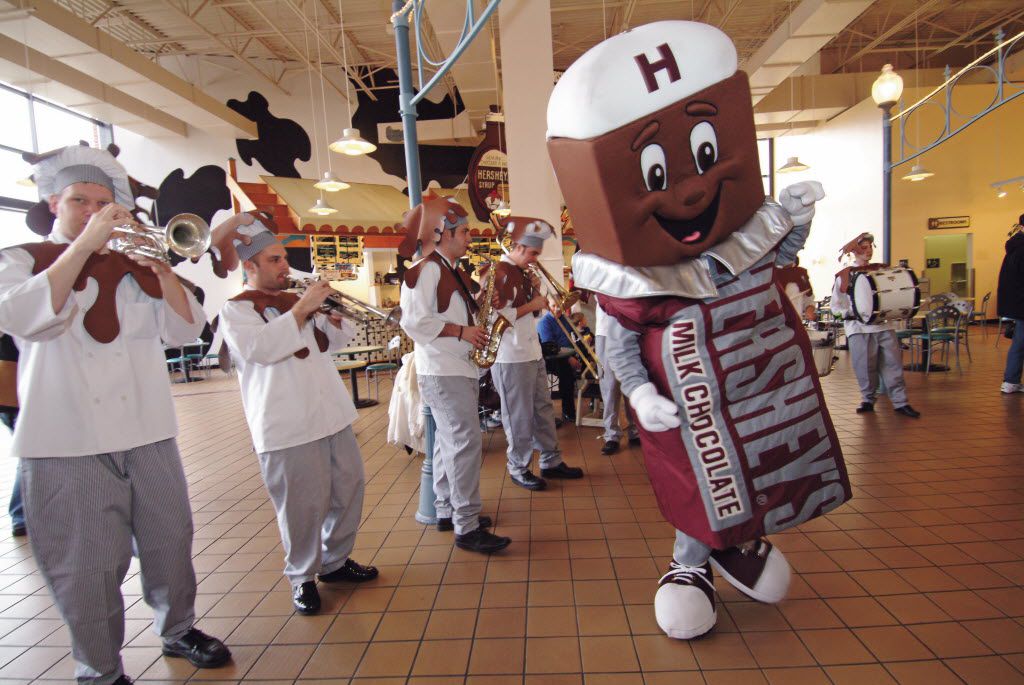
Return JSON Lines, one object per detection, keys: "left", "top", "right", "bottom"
{"left": 689, "top": 122, "right": 718, "bottom": 174}
{"left": 640, "top": 143, "right": 667, "bottom": 191}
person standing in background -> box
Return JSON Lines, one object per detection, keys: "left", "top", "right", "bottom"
{"left": 998, "top": 215, "right": 1024, "bottom": 394}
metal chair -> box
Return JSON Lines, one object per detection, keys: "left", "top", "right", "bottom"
{"left": 977, "top": 292, "right": 991, "bottom": 336}
{"left": 911, "top": 305, "right": 960, "bottom": 374}
{"left": 365, "top": 335, "right": 401, "bottom": 402}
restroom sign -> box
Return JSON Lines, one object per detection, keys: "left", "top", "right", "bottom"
{"left": 928, "top": 216, "right": 970, "bottom": 230}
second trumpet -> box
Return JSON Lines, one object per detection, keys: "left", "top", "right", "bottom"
{"left": 285, "top": 277, "right": 402, "bottom": 328}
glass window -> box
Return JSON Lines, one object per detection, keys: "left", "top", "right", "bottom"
{"left": 0, "top": 148, "right": 38, "bottom": 203}
{"left": 757, "top": 138, "right": 773, "bottom": 198}
{"left": 34, "top": 100, "right": 102, "bottom": 152}
{"left": 0, "top": 88, "right": 32, "bottom": 151}
{"left": 0, "top": 208, "right": 39, "bottom": 250}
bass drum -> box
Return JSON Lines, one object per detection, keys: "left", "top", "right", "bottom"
{"left": 851, "top": 267, "right": 921, "bottom": 324}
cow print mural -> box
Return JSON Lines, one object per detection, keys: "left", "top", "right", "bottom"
{"left": 228, "top": 91, "right": 311, "bottom": 178}
{"left": 154, "top": 165, "right": 232, "bottom": 228}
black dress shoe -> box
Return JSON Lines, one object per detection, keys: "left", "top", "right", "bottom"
{"left": 554, "top": 417, "right": 565, "bottom": 428}
{"left": 541, "top": 462, "right": 584, "bottom": 479}
{"left": 437, "top": 515, "right": 492, "bottom": 532}
{"left": 601, "top": 440, "right": 620, "bottom": 455}
{"left": 895, "top": 404, "right": 921, "bottom": 418}
{"left": 511, "top": 470, "right": 547, "bottom": 491}
{"left": 856, "top": 402, "right": 874, "bottom": 413}
{"left": 319, "top": 558, "right": 379, "bottom": 583}
{"left": 11, "top": 523, "right": 25, "bottom": 537}
{"left": 455, "top": 527, "right": 511, "bottom": 554}
{"left": 112, "top": 676, "right": 134, "bottom": 685}
{"left": 628, "top": 435, "right": 642, "bottom": 447}
{"left": 161, "top": 628, "right": 231, "bottom": 668}
{"left": 292, "top": 581, "right": 320, "bottom": 615}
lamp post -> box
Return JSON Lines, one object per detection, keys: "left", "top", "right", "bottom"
{"left": 871, "top": 64, "right": 903, "bottom": 263}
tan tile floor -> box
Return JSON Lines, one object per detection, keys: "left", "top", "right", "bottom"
{"left": 0, "top": 331, "right": 1022, "bottom": 683}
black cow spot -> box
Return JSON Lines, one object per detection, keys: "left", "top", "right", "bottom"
{"left": 154, "top": 166, "right": 231, "bottom": 266}
{"left": 228, "top": 91, "right": 311, "bottom": 178}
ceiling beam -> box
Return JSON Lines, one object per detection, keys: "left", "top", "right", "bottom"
{"left": 0, "top": 32, "right": 188, "bottom": 136}
{"left": 609, "top": 0, "right": 638, "bottom": 35}
{"left": 162, "top": 0, "right": 289, "bottom": 95}
{"left": 915, "top": 5, "right": 1024, "bottom": 65}
{"left": 833, "top": 0, "right": 946, "bottom": 71}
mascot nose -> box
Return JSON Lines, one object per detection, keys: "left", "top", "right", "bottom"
{"left": 672, "top": 179, "right": 707, "bottom": 207}
{"left": 682, "top": 190, "right": 706, "bottom": 207}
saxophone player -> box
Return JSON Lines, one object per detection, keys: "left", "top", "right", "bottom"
{"left": 398, "top": 196, "right": 511, "bottom": 554}
{"left": 491, "top": 217, "right": 584, "bottom": 490}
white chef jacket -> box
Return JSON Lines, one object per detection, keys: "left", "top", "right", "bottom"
{"left": 220, "top": 289, "right": 358, "bottom": 453}
{"left": 495, "top": 256, "right": 542, "bottom": 364}
{"left": 831, "top": 277, "right": 895, "bottom": 335}
{"left": 0, "top": 238, "right": 205, "bottom": 459}
{"left": 399, "top": 253, "right": 477, "bottom": 379}
{"left": 595, "top": 302, "right": 610, "bottom": 337}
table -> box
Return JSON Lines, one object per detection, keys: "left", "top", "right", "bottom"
{"left": 903, "top": 315, "right": 949, "bottom": 373}
{"left": 335, "top": 345, "right": 384, "bottom": 408}
{"left": 170, "top": 341, "right": 207, "bottom": 383}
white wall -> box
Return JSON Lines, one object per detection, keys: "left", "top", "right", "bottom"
{"left": 771, "top": 97, "right": 883, "bottom": 300}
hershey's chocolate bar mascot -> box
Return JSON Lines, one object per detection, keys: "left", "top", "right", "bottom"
{"left": 547, "top": 21, "right": 850, "bottom": 639}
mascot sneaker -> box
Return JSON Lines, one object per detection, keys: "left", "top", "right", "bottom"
{"left": 654, "top": 561, "right": 717, "bottom": 640}
{"left": 709, "top": 539, "right": 791, "bottom": 604}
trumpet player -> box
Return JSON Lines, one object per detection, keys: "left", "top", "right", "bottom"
{"left": 398, "top": 196, "right": 510, "bottom": 554}
{"left": 491, "top": 217, "right": 584, "bottom": 490}
{"left": 219, "top": 221, "right": 378, "bottom": 616}
{"left": 0, "top": 145, "right": 230, "bottom": 684}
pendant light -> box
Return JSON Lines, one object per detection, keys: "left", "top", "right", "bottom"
{"left": 309, "top": 196, "right": 338, "bottom": 215}
{"left": 902, "top": 163, "right": 935, "bottom": 182}
{"left": 778, "top": 156, "right": 809, "bottom": 173}
{"left": 329, "top": 0, "right": 376, "bottom": 156}
{"left": 314, "top": 171, "right": 350, "bottom": 192}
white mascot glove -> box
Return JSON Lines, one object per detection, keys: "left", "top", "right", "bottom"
{"left": 629, "top": 382, "right": 681, "bottom": 432}
{"left": 779, "top": 181, "right": 825, "bottom": 226}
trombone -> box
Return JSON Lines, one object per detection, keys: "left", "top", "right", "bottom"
{"left": 494, "top": 232, "right": 601, "bottom": 379}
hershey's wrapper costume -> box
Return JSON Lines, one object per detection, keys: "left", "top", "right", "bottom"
{"left": 547, "top": 20, "right": 851, "bottom": 639}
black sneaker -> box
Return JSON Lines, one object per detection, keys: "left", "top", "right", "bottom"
{"left": 895, "top": 404, "right": 921, "bottom": 418}
{"left": 455, "top": 527, "right": 511, "bottom": 554}
{"left": 318, "top": 559, "right": 379, "bottom": 583}
{"left": 708, "top": 539, "right": 791, "bottom": 604}
{"left": 437, "top": 515, "right": 492, "bottom": 532}
{"left": 654, "top": 561, "right": 717, "bottom": 640}
{"left": 112, "top": 677, "right": 134, "bottom": 685}
{"left": 856, "top": 402, "right": 874, "bottom": 413}
{"left": 511, "top": 470, "right": 547, "bottom": 491}
{"left": 601, "top": 440, "right": 620, "bottom": 455}
{"left": 540, "top": 462, "right": 584, "bottom": 479}
{"left": 161, "top": 628, "right": 231, "bottom": 668}
{"left": 292, "top": 581, "right": 320, "bottom": 615}
{"left": 11, "top": 523, "right": 25, "bottom": 537}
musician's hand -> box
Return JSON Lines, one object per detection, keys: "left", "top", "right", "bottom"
{"left": 326, "top": 310, "right": 346, "bottom": 328}
{"left": 529, "top": 294, "right": 548, "bottom": 312}
{"left": 460, "top": 325, "right": 488, "bottom": 350}
{"left": 568, "top": 357, "right": 582, "bottom": 372}
{"left": 293, "top": 280, "right": 333, "bottom": 320}
{"left": 491, "top": 292, "right": 503, "bottom": 309}
{"left": 128, "top": 255, "right": 174, "bottom": 280}
{"left": 629, "top": 382, "right": 680, "bottom": 432}
{"left": 77, "top": 204, "right": 134, "bottom": 255}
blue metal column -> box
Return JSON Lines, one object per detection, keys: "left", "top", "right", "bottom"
{"left": 881, "top": 103, "right": 893, "bottom": 264}
{"left": 393, "top": 0, "right": 423, "bottom": 205}
{"left": 415, "top": 405, "right": 438, "bottom": 525}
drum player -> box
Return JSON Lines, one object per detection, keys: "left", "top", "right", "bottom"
{"left": 831, "top": 232, "right": 921, "bottom": 418}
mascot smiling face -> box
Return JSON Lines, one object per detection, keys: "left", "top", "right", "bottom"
{"left": 547, "top": 21, "right": 765, "bottom": 267}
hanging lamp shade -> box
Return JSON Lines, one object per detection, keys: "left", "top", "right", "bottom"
{"left": 329, "top": 128, "right": 377, "bottom": 156}
{"left": 313, "top": 171, "right": 350, "bottom": 192}
{"left": 996, "top": 188, "right": 1008, "bottom": 199}
{"left": 901, "top": 163, "right": 934, "bottom": 182}
{"left": 777, "top": 156, "right": 809, "bottom": 173}
{"left": 871, "top": 64, "right": 904, "bottom": 107}
{"left": 308, "top": 197, "right": 338, "bottom": 216}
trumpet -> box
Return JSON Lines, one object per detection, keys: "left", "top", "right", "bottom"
{"left": 109, "top": 213, "right": 212, "bottom": 263}
{"left": 285, "top": 277, "right": 402, "bottom": 328}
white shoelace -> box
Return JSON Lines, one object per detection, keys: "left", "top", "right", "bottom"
{"left": 659, "top": 561, "right": 714, "bottom": 591}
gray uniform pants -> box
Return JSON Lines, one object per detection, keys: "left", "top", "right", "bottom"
{"left": 418, "top": 374, "right": 483, "bottom": 535}
{"left": 257, "top": 426, "right": 365, "bottom": 587}
{"left": 847, "top": 330, "right": 909, "bottom": 407}
{"left": 596, "top": 335, "right": 638, "bottom": 443}
{"left": 491, "top": 359, "right": 563, "bottom": 476}
{"left": 22, "top": 439, "right": 197, "bottom": 685}
{"left": 673, "top": 529, "right": 712, "bottom": 567}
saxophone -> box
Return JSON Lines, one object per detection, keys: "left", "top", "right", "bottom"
{"left": 469, "top": 255, "right": 511, "bottom": 369}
